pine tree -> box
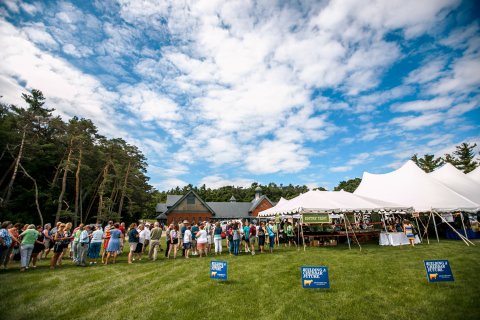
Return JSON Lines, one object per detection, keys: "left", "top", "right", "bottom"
{"left": 452, "top": 142, "right": 478, "bottom": 173}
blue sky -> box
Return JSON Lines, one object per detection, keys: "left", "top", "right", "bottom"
{"left": 1, "top": 0, "right": 479, "bottom": 191}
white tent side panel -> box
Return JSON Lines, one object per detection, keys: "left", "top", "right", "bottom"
{"left": 354, "top": 160, "right": 479, "bottom": 212}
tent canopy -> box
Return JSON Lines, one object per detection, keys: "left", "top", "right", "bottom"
{"left": 257, "top": 190, "right": 410, "bottom": 217}
{"left": 354, "top": 160, "right": 479, "bottom": 212}
{"left": 429, "top": 163, "right": 480, "bottom": 205}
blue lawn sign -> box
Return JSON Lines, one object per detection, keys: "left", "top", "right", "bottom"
{"left": 210, "top": 260, "right": 228, "bottom": 281}
{"left": 424, "top": 260, "right": 454, "bottom": 283}
{"left": 301, "top": 266, "right": 330, "bottom": 289}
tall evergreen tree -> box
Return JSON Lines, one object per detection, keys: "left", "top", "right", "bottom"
{"left": 452, "top": 142, "right": 478, "bottom": 173}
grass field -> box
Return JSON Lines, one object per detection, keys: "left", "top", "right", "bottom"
{"left": 0, "top": 240, "right": 479, "bottom": 320}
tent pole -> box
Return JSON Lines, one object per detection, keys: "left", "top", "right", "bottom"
{"left": 297, "top": 217, "right": 300, "bottom": 251}
{"left": 381, "top": 212, "right": 392, "bottom": 246}
{"left": 421, "top": 213, "right": 431, "bottom": 245}
{"left": 459, "top": 212, "right": 468, "bottom": 240}
{"left": 343, "top": 213, "right": 351, "bottom": 250}
{"left": 300, "top": 214, "right": 306, "bottom": 252}
{"left": 433, "top": 211, "right": 474, "bottom": 246}
{"left": 431, "top": 211, "right": 440, "bottom": 243}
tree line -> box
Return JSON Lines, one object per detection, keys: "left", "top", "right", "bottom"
{"left": 0, "top": 90, "right": 154, "bottom": 226}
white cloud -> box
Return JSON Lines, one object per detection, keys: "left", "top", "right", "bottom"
{"left": 330, "top": 166, "right": 352, "bottom": 173}
{"left": 391, "top": 97, "right": 454, "bottom": 113}
{"left": 199, "top": 175, "right": 253, "bottom": 189}
{"left": 245, "top": 140, "right": 311, "bottom": 174}
{"left": 389, "top": 113, "right": 445, "bottom": 130}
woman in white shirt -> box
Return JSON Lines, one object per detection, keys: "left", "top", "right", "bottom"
{"left": 183, "top": 226, "right": 192, "bottom": 259}
{"left": 88, "top": 225, "right": 103, "bottom": 265}
{"left": 195, "top": 224, "right": 208, "bottom": 258}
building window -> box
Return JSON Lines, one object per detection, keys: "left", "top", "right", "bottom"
{"left": 186, "top": 193, "right": 196, "bottom": 204}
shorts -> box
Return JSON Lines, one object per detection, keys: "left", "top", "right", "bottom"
{"left": 249, "top": 236, "right": 257, "bottom": 244}
{"left": 183, "top": 242, "right": 191, "bottom": 249}
{"left": 207, "top": 236, "right": 212, "bottom": 244}
{"left": 171, "top": 239, "right": 179, "bottom": 245}
{"left": 288, "top": 236, "right": 294, "bottom": 241}
{"left": 197, "top": 242, "right": 206, "bottom": 250}
{"left": 258, "top": 236, "right": 265, "bottom": 246}
{"left": 129, "top": 242, "right": 138, "bottom": 252}
{"left": 135, "top": 243, "right": 143, "bottom": 253}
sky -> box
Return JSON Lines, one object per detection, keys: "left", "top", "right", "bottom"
{"left": 0, "top": 0, "right": 479, "bottom": 191}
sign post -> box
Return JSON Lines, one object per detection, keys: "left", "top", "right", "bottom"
{"left": 210, "top": 260, "right": 228, "bottom": 281}
{"left": 424, "top": 260, "right": 454, "bottom": 283}
{"left": 301, "top": 266, "right": 330, "bottom": 289}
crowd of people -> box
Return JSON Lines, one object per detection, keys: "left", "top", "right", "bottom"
{"left": 0, "top": 218, "right": 295, "bottom": 271}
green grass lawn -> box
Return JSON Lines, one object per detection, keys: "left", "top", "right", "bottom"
{"left": 1, "top": 240, "right": 479, "bottom": 320}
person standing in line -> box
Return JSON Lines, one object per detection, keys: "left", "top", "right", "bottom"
{"left": 118, "top": 222, "right": 126, "bottom": 254}
{"left": 167, "top": 224, "right": 179, "bottom": 259}
{"left": 180, "top": 221, "right": 187, "bottom": 257}
{"left": 50, "top": 224, "right": 66, "bottom": 270}
{"left": 143, "top": 223, "right": 151, "bottom": 254}
{"left": 4, "top": 224, "right": 20, "bottom": 268}
{"left": 227, "top": 223, "right": 234, "bottom": 255}
{"left": 403, "top": 219, "right": 416, "bottom": 247}
{"left": 164, "top": 224, "right": 171, "bottom": 258}
{"left": 105, "top": 223, "right": 122, "bottom": 264}
{"left": 196, "top": 224, "right": 208, "bottom": 258}
{"left": 0, "top": 221, "right": 13, "bottom": 269}
{"left": 18, "top": 225, "right": 39, "bottom": 271}
{"left": 135, "top": 224, "right": 146, "bottom": 261}
{"left": 206, "top": 221, "right": 213, "bottom": 254}
{"left": 88, "top": 225, "right": 103, "bottom": 265}
{"left": 285, "top": 222, "right": 296, "bottom": 247}
{"left": 243, "top": 222, "right": 250, "bottom": 253}
{"left": 191, "top": 223, "right": 199, "bottom": 256}
{"left": 232, "top": 223, "right": 240, "bottom": 256}
{"left": 59, "top": 222, "right": 73, "bottom": 266}
{"left": 267, "top": 221, "right": 275, "bottom": 253}
{"left": 30, "top": 225, "right": 45, "bottom": 268}
{"left": 183, "top": 225, "right": 192, "bottom": 259}
{"left": 127, "top": 223, "right": 139, "bottom": 264}
{"left": 249, "top": 222, "right": 257, "bottom": 255}
{"left": 77, "top": 225, "right": 91, "bottom": 267}
{"left": 213, "top": 222, "right": 223, "bottom": 255}
{"left": 72, "top": 224, "right": 83, "bottom": 263}
{"left": 148, "top": 222, "right": 163, "bottom": 261}
{"left": 40, "top": 223, "right": 53, "bottom": 260}
{"left": 258, "top": 222, "right": 266, "bottom": 253}
{"left": 101, "top": 224, "right": 111, "bottom": 264}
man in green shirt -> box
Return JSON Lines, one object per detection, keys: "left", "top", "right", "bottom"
{"left": 19, "top": 225, "right": 39, "bottom": 271}
{"left": 148, "top": 222, "right": 163, "bottom": 261}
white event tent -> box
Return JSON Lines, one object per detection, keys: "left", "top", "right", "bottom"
{"left": 429, "top": 163, "right": 480, "bottom": 205}
{"left": 354, "top": 160, "right": 479, "bottom": 246}
{"left": 257, "top": 190, "right": 411, "bottom": 250}
{"left": 354, "top": 160, "right": 479, "bottom": 212}
{"left": 467, "top": 166, "right": 480, "bottom": 184}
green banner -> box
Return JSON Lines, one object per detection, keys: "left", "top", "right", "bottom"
{"left": 303, "top": 214, "right": 330, "bottom": 224}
